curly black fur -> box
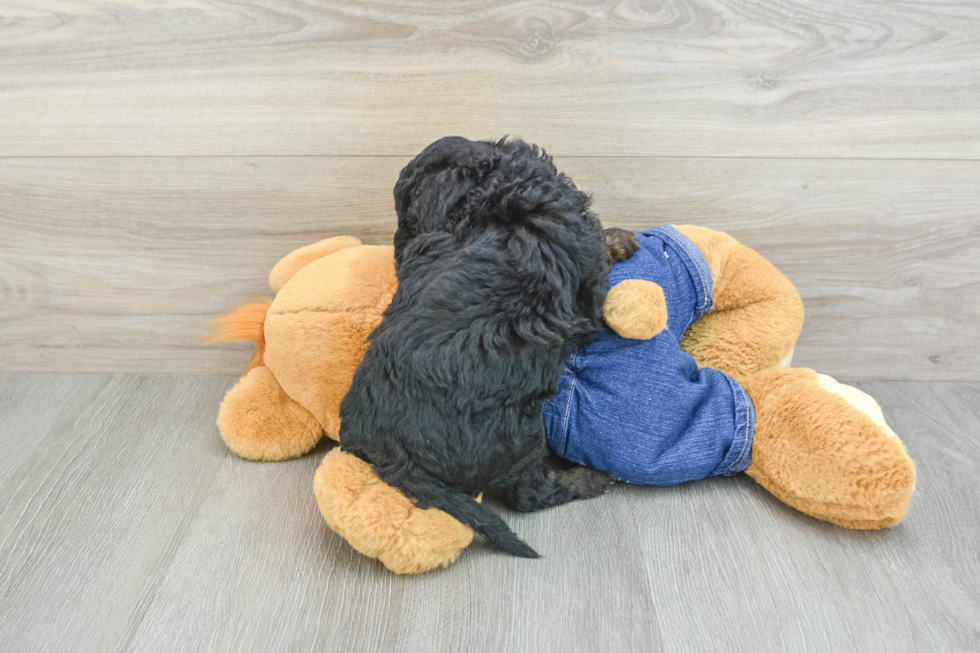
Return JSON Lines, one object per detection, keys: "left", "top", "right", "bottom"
{"left": 339, "top": 136, "right": 613, "bottom": 558}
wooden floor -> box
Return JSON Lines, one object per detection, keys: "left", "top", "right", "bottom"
{"left": 0, "top": 372, "right": 977, "bottom": 652}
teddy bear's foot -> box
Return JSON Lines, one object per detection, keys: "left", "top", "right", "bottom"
{"left": 604, "top": 279, "right": 668, "bottom": 339}
{"left": 744, "top": 367, "right": 916, "bottom": 529}
{"left": 217, "top": 365, "right": 324, "bottom": 461}
{"left": 314, "top": 449, "right": 474, "bottom": 574}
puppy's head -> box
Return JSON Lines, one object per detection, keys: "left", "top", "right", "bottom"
{"left": 393, "top": 136, "right": 609, "bottom": 340}
{"left": 393, "top": 136, "right": 596, "bottom": 258}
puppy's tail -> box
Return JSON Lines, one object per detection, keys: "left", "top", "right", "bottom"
{"left": 397, "top": 471, "right": 539, "bottom": 559}
{"left": 205, "top": 298, "right": 272, "bottom": 373}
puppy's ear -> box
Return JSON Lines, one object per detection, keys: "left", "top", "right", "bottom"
{"left": 575, "top": 259, "right": 611, "bottom": 335}
{"left": 394, "top": 137, "right": 481, "bottom": 215}
{"left": 572, "top": 216, "right": 613, "bottom": 335}
{"left": 394, "top": 137, "right": 488, "bottom": 263}
{"left": 394, "top": 168, "right": 476, "bottom": 265}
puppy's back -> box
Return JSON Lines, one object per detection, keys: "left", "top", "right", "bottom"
{"left": 340, "top": 136, "right": 610, "bottom": 554}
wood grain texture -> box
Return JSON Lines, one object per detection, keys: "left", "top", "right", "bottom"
{"left": 1, "top": 156, "right": 977, "bottom": 379}
{"left": 626, "top": 381, "right": 980, "bottom": 651}
{"left": 0, "top": 374, "right": 237, "bottom": 652}
{"left": 0, "top": 373, "right": 977, "bottom": 652}
{"left": 1, "top": 0, "right": 979, "bottom": 157}
{"left": 561, "top": 157, "right": 980, "bottom": 381}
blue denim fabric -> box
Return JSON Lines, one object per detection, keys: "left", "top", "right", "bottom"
{"left": 543, "top": 226, "right": 755, "bottom": 486}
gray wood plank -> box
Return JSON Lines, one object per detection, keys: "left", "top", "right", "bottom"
{"left": 849, "top": 381, "right": 980, "bottom": 650}
{"left": 392, "top": 495, "right": 663, "bottom": 653}
{"left": 0, "top": 373, "right": 109, "bottom": 481}
{"left": 0, "top": 374, "right": 977, "bottom": 652}
{"left": 565, "top": 157, "right": 980, "bottom": 382}
{"left": 0, "top": 374, "right": 237, "bottom": 652}
{"left": 1, "top": 1, "right": 979, "bottom": 157}
{"left": 625, "top": 380, "right": 980, "bottom": 652}
{"left": 123, "top": 446, "right": 403, "bottom": 653}
{"left": 122, "top": 425, "right": 658, "bottom": 652}
{"left": 0, "top": 155, "right": 405, "bottom": 376}
{"left": 2, "top": 157, "right": 977, "bottom": 380}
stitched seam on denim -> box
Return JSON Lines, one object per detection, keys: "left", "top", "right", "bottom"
{"left": 655, "top": 227, "right": 709, "bottom": 309}
{"left": 559, "top": 352, "right": 578, "bottom": 456}
{"left": 725, "top": 380, "right": 752, "bottom": 473}
{"left": 665, "top": 226, "right": 713, "bottom": 318}
{"left": 652, "top": 226, "right": 714, "bottom": 323}
{"left": 560, "top": 377, "right": 576, "bottom": 457}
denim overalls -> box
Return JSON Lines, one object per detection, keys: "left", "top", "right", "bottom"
{"left": 543, "top": 226, "right": 755, "bottom": 485}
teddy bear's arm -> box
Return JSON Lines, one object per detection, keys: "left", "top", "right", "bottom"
{"left": 268, "top": 236, "right": 363, "bottom": 292}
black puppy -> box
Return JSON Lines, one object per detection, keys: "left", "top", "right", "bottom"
{"left": 340, "top": 136, "right": 629, "bottom": 558}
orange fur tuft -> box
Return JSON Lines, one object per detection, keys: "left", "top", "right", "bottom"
{"left": 206, "top": 299, "right": 272, "bottom": 373}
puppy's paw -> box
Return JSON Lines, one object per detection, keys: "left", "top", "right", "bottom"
{"left": 551, "top": 465, "right": 614, "bottom": 500}
{"left": 605, "top": 228, "right": 640, "bottom": 264}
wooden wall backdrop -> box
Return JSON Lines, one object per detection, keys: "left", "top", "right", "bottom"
{"left": 1, "top": 1, "right": 978, "bottom": 380}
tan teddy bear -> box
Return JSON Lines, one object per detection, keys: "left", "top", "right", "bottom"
{"left": 209, "top": 226, "right": 915, "bottom": 573}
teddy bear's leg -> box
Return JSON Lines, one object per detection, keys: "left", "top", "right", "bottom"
{"left": 674, "top": 225, "right": 804, "bottom": 383}
{"left": 314, "top": 449, "right": 475, "bottom": 574}
{"left": 268, "top": 236, "right": 363, "bottom": 292}
{"left": 217, "top": 365, "right": 325, "bottom": 461}
{"left": 743, "top": 367, "right": 916, "bottom": 529}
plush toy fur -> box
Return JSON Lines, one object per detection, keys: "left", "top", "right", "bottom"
{"left": 314, "top": 449, "right": 476, "bottom": 573}
{"left": 211, "top": 243, "right": 396, "bottom": 460}
{"left": 211, "top": 227, "right": 915, "bottom": 573}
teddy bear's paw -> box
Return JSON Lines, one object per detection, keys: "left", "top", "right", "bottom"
{"left": 217, "top": 366, "right": 324, "bottom": 461}
{"left": 779, "top": 346, "right": 795, "bottom": 367}
{"left": 604, "top": 279, "right": 668, "bottom": 340}
{"left": 814, "top": 374, "right": 900, "bottom": 440}
{"left": 745, "top": 367, "right": 916, "bottom": 530}
{"left": 314, "top": 449, "right": 474, "bottom": 574}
